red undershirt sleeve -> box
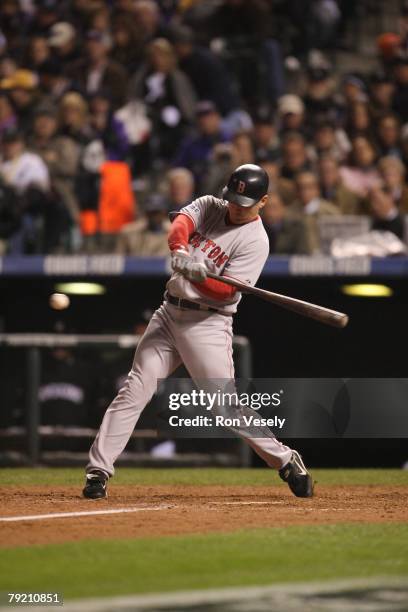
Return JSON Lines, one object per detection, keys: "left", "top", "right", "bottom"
{"left": 192, "top": 277, "right": 237, "bottom": 301}
{"left": 168, "top": 213, "right": 195, "bottom": 252}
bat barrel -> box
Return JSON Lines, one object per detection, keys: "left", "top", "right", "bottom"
{"left": 206, "top": 271, "right": 349, "bottom": 329}
{"left": 272, "top": 293, "right": 348, "bottom": 328}
{"left": 305, "top": 306, "right": 349, "bottom": 329}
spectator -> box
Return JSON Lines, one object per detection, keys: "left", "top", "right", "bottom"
{"left": 399, "top": 3, "right": 408, "bottom": 53}
{"left": 24, "top": 35, "right": 50, "bottom": 70}
{"left": 288, "top": 171, "right": 340, "bottom": 253}
{"left": 205, "top": 0, "right": 278, "bottom": 104}
{"left": 307, "top": 120, "right": 350, "bottom": 163}
{"left": 0, "top": 91, "right": 17, "bottom": 139}
{"left": 257, "top": 150, "right": 297, "bottom": 206}
{"left": 47, "top": 22, "right": 80, "bottom": 67}
{"left": 345, "top": 101, "right": 372, "bottom": 139}
{"left": 280, "top": 131, "right": 311, "bottom": 180}
{"left": 369, "top": 185, "right": 405, "bottom": 239}
{"left": 230, "top": 131, "right": 255, "bottom": 166}
{"left": 78, "top": 157, "right": 136, "bottom": 254}
{"left": 310, "top": 0, "right": 341, "bottom": 50}
{"left": 392, "top": 53, "right": 408, "bottom": 123}
{"left": 29, "top": 0, "right": 60, "bottom": 37}
{"left": 29, "top": 105, "right": 81, "bottom": 228}
{"left": 68, "top": 30, "right": 128, "bottom": 110}
{"left": 111, "top": 16, "right": 145, "bottom": 73}
{"left": 133, "top": 0, "right": 163, "bottom": 42}
{"left": 88, "top": 91, "right": 129, "bottom": 161}
{"left": 318, "top": 155, "right": 363, "bottom": 214}
{"left": 220, "top": 106, "right": 254, "bottom": 140}
{"left": 116, "top": 194, "right": 170, "bottom": 256}
{"left": 252, "top": 105, "right": 279, "bottom": 162}
{"left": 165, "top": 167, "right": 195, "bottom": 211}
{"left": 0, "top": 69, "right": 39, "bottom": 134}
{"left": 376, "top": 113, "right": 402, "bottom": 158}
{"left": 377, "top": 156, "right": 408, "bottom": 213}
{"left": 303, "top": 66, "right": 340, "bottom": 127}
{"left": 278, "top": 95, "right": 305, "bottom": 134}
{"left": 170, "top": 24, "right": 239, "bottom": 116}
{"left": 114, "top": 98, "right": 152, "bottom": 176}
{"left": 89, "top": 6, "right": 111, "bottom": 35}
{"left": 341, "top": 74, "right": 367, "bottom": 106}
{"left": 0, "top": 55, "right": 18, "bottom": 80}
{"left": 0, "top": 0, "right": 26, "bottom": 53}
{"left": 262, "top": 190, "right": 309, "bottom": 255}
{"left": 0, "top": 127, "right": 54, "bottom": 253}
{"left": 199, "top": 141, "right": 236, "bottom": 198}
{"left": 112, "top": 0, "right": 136, "bottom": 15}
{"left": 369, "top": 72, "right": 395, "bottom": 121}
{"left": 67, "top": 0, "right": 106, "bottom": 33}
{"left": 0, "top": 127, "right": 49, "bottom": 194}
{"left": 128, "top": 38, "right": 196, "bottom": 160}
{"left": 37, "top": 59, "right": 72, "bottom": 102}
{"left": 173, "top": 100, "right": 231, "bottom": 192}
{"left": 286, "top": 0, "right": 340, "bottom": 56}
{"left": 58, "top": 91, "right": 92, "bottom": 145}
{"left": 376, "top": 32, "right": 402, "bottom": 68}
{"left": 202, "top": 131, "right": 255, "bottom": 197}
{"left": 340, "top": 136, "right": 380, "bottom": 197}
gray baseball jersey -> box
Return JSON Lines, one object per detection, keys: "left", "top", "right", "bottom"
{"left": 166, "top": 196, "right": 270, "bottom": 313}
{"left": 86, "top": 196, "right": 293, "bottom": 478}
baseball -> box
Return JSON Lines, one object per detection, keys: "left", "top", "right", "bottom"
{"left": 49, "top": 292, "right": 70, "bottom": 310}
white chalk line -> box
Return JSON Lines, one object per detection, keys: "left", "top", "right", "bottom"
{"left": 0, "top": 504, "right": 175, "bottom": 523}
{"left": 0, "top": 500, "right": 281, "bottom": 523}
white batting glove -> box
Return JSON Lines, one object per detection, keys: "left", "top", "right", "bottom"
{"left": 171, "top": 249, "right": 207, "bottom": 283}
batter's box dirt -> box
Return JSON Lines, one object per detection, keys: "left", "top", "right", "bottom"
{"left": 1, "top": 485, "right": 407, "bottom": 548}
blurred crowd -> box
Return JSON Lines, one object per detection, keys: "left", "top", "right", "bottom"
{"left": 0, "top": 0, "right": 408, "bottom": 255}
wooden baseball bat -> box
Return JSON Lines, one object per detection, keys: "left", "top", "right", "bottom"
{"left": 207, "top": 272, "right": 349, "bottom": 328}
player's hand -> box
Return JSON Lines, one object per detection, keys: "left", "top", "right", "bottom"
{"left": 171, "top": 250, "right": 207, "bottom": 283}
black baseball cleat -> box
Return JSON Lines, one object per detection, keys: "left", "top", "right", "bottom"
{"left": 279, "top": 451, "right": 314, "bottom": 498}
{"left": 83, "top": 471, "right": 108, "bottom": 499}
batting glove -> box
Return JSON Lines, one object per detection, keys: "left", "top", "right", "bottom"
{"left": 171, "top": 250, "right": 207, "bottom": 283}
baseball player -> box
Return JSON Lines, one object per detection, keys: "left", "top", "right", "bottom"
{"left": 83, "top": 164, "right": 314, "bottom": 499}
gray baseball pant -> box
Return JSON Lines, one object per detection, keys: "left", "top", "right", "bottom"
{"left": 87, "top": 301, "right": 293, "bottom": 476}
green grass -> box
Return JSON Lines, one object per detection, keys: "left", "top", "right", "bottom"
{"left": 1, "top": 525, "right": 407, "bottom": 599}
{"left": 1, "top": 467, "right": 408, "bottom": 487}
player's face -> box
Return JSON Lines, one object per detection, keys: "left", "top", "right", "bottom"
{"left": 227, "top": 197, "right": 266, "bottom": 224}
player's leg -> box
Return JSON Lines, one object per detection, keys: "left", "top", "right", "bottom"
{"left": 173, "top": 310, "right": 292, "bottom": 467}
{"left": 173, "top": 309, "right": 313, "bottom": 496}
{"left": 86, "top": 305, "right": 181, "bottom": 482}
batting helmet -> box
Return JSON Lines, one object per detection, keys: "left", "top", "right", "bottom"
{"left": 222, "top": 164, "right": 269, "bottom": 207}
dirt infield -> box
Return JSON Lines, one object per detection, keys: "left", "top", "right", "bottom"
{"left": 1, "top": 484, "right": 407, "bottom": 548}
